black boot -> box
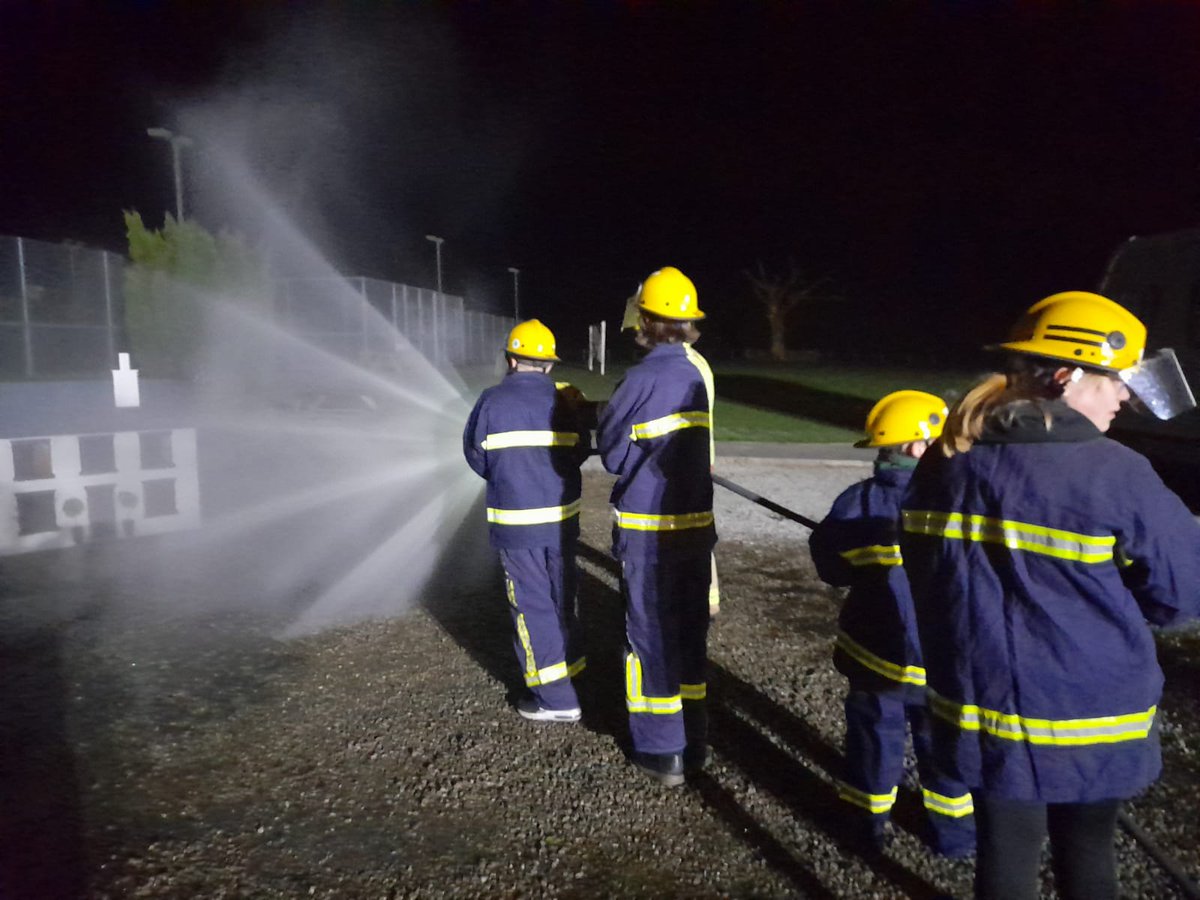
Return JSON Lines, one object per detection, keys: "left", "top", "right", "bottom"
{"left": 631, "top": 751, "right": 685, "bottom": 787}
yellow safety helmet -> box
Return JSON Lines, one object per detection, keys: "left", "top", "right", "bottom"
{"left": 636, "top": 266, "right": 705, "bottom": 321}
{"left": 855, "top": 390, "right": 949, "bottom": 448}
{"left": 997, "top": 291, "right": 1146, "bottom": 372}
{"left": 506, "top": 319, "right": 560, "bottom": 361}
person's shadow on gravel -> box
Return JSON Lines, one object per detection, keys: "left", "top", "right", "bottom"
{"left": 574, "top": 541, "right": 637, "bottom": 751}
{"left": 707, "top": 664, "right": 950, "bottom": 898}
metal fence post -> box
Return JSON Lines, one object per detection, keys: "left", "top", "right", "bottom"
{"left": 102, "top": 251, "right": 116, "bottom": 364}
{"left": 356, "top": 277, "right": 369, "bottom": 358}
{"left": 390, "top": 283, "right": 399, "bottom": 350}
{"left": 16, "top": 237, "right": 33, "bottom": 377}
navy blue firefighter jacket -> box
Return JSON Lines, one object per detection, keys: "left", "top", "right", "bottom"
{"left": 463, "top": 371, "right": 590, "bottom": 550}
{"left": 597, "top": 342, "right": 717, "bottom": 560}
{"left": 899, "top": 401, "right": 1200, "bottom": 802}
{"left": 810, "top": 460, "right": 926, "bottom": 695}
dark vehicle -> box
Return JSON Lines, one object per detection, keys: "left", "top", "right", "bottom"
{"left": 1099, "top": 228, "right": 1200, "bottom": 509}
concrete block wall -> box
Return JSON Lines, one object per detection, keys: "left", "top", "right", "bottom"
{"left": 0, "top": 428, "right": 200, "bottom": 555}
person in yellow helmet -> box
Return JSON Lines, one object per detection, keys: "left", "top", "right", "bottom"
{"left": 900, "top": 292, "right": 1200, "bottom": 899}
{"left": 597, "top": 266, "right": 716, "bottom": 785}
{"left": 809, "top": 390, "right": 975, "bottom": 858}
{"left": 463, "top": 320, "right": 592, "bottom": 722}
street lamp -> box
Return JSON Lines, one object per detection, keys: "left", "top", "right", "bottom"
{"left": 146, "top": 127, "right": 193, "bottom": 221}
{"left": 506, "top": 267, "right": 521, "bottom": 321}
{"left": 425, "top": 234, "right": 444, "bottom": 295}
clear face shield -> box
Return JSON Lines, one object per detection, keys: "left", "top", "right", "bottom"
{"left": 1119, "top": 348, "right": 1198, "bottom": 420}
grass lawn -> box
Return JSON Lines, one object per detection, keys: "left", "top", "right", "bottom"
{"left": 457, "top": 360, "right": 978, "bottom": 443}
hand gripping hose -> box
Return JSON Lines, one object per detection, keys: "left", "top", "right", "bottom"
{"left": 712, "top": 471, "right": 1200, "bottom": 898}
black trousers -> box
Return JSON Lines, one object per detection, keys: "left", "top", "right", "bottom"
{"left": 974, "top": 794, "right": 1120, "bottom": 900}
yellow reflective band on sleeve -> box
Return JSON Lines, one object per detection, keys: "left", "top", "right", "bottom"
{"left": 835, "top": 631, "right": 926, "bottom": 686}
{"left": 614, "top": 510, "right": 714, "bottom": 532}
{"left": 625, "top": 652, "right": 683, "bottom": 715}
{"left": 481, "top": 430, "right": 580, "bottom": 450}
{"left": 837, "top": 781, "right": 898, "bottom": 814}
{"left": 922, "top": 788, "right": 975, "bottom": 819}
{"left": 902, "top": 510, "right": 1116, "bottom": 563}
{"left": 839, "top": 544, "right": 903, "bottom": 567}
{"left": 928, "top": 690, "right": 1157, "bottom": 746}
{"left": 487, "top": 499, "right": 582, "bottom": 526}
{"left": 680, "top": 682, "right": 706, "bottom": 701}
{"left": 629, "top": 411, "right": 712, "bottom": 441}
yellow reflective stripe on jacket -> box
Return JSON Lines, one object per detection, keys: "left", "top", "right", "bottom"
{"left": 839, "top": 544, "right": 903, "bottom": 567}
{"left": 922, "top": 788, "right": 975, "bottom": 819}
{"left": 928, "top": 689, "right": 1156, "bottom": 746}
{"left": 481, "top": 430, "right": 580, "bottom": 450}
{"left": 680, "top": 682, "right": 706, "bottom": 701}
{"left": 837, "top": 781, "right": 898, "bottom": 814}
{"left": 487, "top": 499, "right": 582, "bottom": 526}
{"left": 629, "top": 411, "right": 712, "bottom": 441}
{"left": 683, "top": 343, "right": 716, "bottom": 466}
{"left": 902, "top": 510, "right": 1116, "bottom": 563}
{"left": 614, "top": 510, "right": 714, "bottom": 532}
{"left": 835, "top": 630, "right": 926, "bottom": 686}
{"left": 625, "top": 653, "right": 682, "bottom": 715}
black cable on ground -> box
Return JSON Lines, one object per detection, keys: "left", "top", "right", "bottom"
{"left": 1118, "top": 809, "right": 1200, "bottom": 899}
{"left": 712, "top": 471, "right": 1200, "bottom": 898}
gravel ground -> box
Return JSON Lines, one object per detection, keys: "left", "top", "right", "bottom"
{"left": 3, "top": 454, "right": 1199, "bottom": 899}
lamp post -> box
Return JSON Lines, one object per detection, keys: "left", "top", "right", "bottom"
{"left": 507, "top": 267, "right": 520, "bottom": 321}
{"left": 146, "top": 127, "right": 193, "bottom": 221}
{"left": 424, "top": 234, "right": 444, "bottom": 295}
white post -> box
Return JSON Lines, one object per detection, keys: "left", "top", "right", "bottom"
{"left": 600, "top": 320, "right": 607, "bottom": 376}
{"left": 112, "top": 352, "right": 141, "bottom": 408}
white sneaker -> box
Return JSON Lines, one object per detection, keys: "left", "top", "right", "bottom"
{"left": 517, "top": 696, "right": 581, "bottom": 722}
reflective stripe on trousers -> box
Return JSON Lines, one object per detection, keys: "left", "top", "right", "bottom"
{"left": 500, "top": 547, "right": 583, "bottom": 711}
{"left": 622, "top": 555, "right": 711, "bottom": 755}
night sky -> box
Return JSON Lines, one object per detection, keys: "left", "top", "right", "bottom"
{"left": 3, "top": 2, "right": 1199, "bottom": 359}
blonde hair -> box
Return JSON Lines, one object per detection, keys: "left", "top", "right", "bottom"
{"left": 939, "top": 358, "right": 1063, "bottom": 456}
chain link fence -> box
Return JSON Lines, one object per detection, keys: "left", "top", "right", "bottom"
{"left": 275, "top": 276, "right": 513, "bottom": 368}
{"left": 1, "top": 236, "right": 513, "bottom": 380}
{"left": 0, "top": 236, "right": 123, "bottom": 378}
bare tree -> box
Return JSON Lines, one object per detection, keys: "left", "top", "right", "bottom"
{"left": 745, "top": 261, "right": 834, "bottom": 361}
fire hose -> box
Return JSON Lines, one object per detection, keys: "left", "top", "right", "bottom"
{"left": 712, "top": 471, "right": 1200, "bottom": 898}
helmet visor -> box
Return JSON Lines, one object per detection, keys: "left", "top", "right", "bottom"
{"left": 1119, "top": 348, "right": 1197, "bottom": 420}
